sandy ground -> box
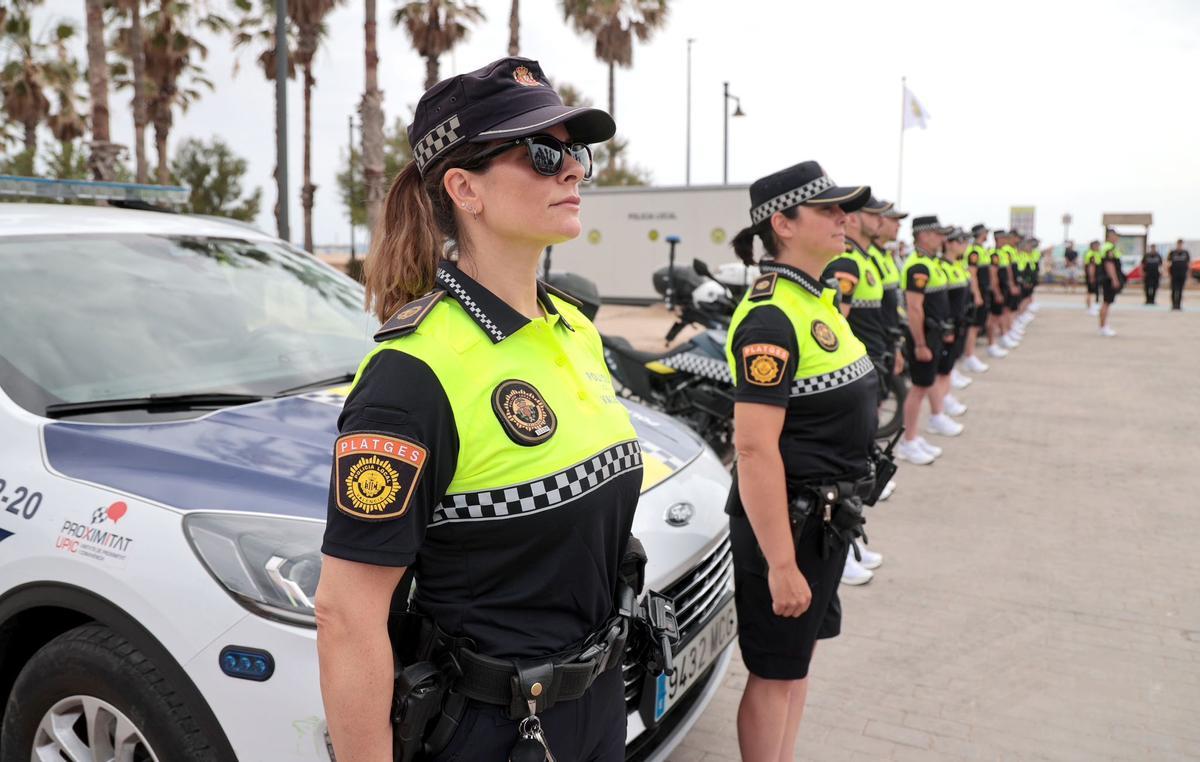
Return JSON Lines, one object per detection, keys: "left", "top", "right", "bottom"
{"left": 599, "top": 296, "right": 1200, "bottom": 761}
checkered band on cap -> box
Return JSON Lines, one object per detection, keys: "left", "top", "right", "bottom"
{"left": 431, "top": 441, "right": 642, "bottom": 526}
{"left": 412, "top": 115, "right": 464, "bottom": 172}
{"left": 911, "top": 221, "right": 943, "bottom": 233}
{"left": 790, "top": 355, "right": 875, "bottom": 397}
{"left": 750, "top": 176, "right": 834, "bottom": 225}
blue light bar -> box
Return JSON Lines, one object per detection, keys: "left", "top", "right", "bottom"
{"left": 0, "top": 175, "right": 191, "bottom": 206}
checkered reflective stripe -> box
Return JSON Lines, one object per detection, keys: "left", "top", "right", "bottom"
{"left": 660, "top": 352, "right": 733, "bottom": 384}
{"left": 436, "top": 267, "right": 506, "bottom": 342}
{"left": 852, "top": 299, "right": 882, "bottom": 309}
{"left": 881, "top": 283, "right": 899, "bottom": 292}
{"left": 432, "top": 441, "right": 642, "bottom": 525}
{"left": 790, "top": 355, "right": 875, "bottom": 397}
{"left": 412, "top": 115, "right": 464, "bottom": 171}
{"left": 912, "top": 222, "right": 943, "bottom": 232}
{"left": 751, "top": 177, "right": 834, "bottom": 225}
{"left": 759, "top": 263, "right": 824, "bottom": 297}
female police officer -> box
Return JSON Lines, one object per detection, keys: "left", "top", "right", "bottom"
{"left": 726, "top": 161, "right": 876, "bottom": 761}
{"left": 315, "top": 58, "right": 642, "bottom": 762}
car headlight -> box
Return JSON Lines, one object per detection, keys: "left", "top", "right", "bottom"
{"left": 182, "top": 512, "right": 324, "bottom": 627}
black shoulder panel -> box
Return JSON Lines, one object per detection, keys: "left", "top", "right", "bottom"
{"left": 373, "top": 290, "right": 445, "bottom": 342}
{"left": 748, "top": 272, "right": 778, "bottom": 301}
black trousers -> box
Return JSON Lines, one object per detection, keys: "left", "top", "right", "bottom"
{"left": 1144, "top": 271, "right": 1160, "bottom": 304}
{"left": 432, "top": 667, "right": 626, "bottom": 762}
{"left": 1171, "top": 274, "right": 1187, "bottom": 309}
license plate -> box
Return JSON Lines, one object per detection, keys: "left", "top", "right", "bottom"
{"left": 647, "top": 596, "right": 737, "bottom": 723}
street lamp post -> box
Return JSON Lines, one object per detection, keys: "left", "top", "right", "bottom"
{"left": 723, "top": 81, "right": 744, "bottom": 185}
{"left": 1062, "top": 213, "right": 1072, "bottom": 243}
{"left": 685, "top": 38, "right": 694, "bottom": 186}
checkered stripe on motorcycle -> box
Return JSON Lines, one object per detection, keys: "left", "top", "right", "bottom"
{"left": 790, "top": 355, "right": 875, "bottom": 397}
{"left": 660, "top": 352, "right": 733, "bottom": 384}
{"left": 432, "top": 441, "right": 642, "bottom": 525}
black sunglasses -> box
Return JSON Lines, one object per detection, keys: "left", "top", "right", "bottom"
{"left": 463, "top": 134, "right": 594, "bottom": 181}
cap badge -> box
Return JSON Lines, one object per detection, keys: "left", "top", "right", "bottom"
{"left": 513, "top": 66, "right": 542, "bottom": 87}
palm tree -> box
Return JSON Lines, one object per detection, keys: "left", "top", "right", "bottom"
{"left": 291, "top": 0, "right": 344, "bottom": 252}
{"left": 360, "top": 0, "right": 385, "bottom": 236}
{"left": 392, "top": 0, "right": 484, "bottom": 90}
{"left": 0, "top": 4, "right": 55, "bottom": 164}
{"left": 120, "top": 0, "right": 228, "bottom": 185}
{"left": 232, "top": 0, "right": 297, "bottom": 238}
{"left": 44, "top": 20, "right": 89, "bottom": 178}
{"left": 115, "top": 0, "right": 151, "bottom": 182}
{"left": 559, "top": 0, "right": 668, "bottom": 121}
{"left": 507, "top": 0, "right": 518, "bottom": 55}
{"left": 83, "top": 0, "right": 122, "bottom": 179}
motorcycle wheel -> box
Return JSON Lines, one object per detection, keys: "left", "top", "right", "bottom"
{"left": 875, "top": 368, "right": 907, "bottom": 440}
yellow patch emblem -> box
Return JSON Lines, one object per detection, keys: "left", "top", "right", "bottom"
{"left": 913, "top": 273, "right": 929, "bottom": 288}
{"left": 334, "top": 434, "right": 427, "bottom": 520}
{"left": 742, "top": 343, "right": 789, "bottom": 387}
{"left": 839, "top": 277, "right": 855, "bottom": 295}
{"left": 810, "top": 320, "right": 840, "bottom": 352}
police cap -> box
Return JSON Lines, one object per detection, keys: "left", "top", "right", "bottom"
{"left": 912, "top": 215, "right": 954, "bottom": 235}
{"left": 407, "top": 57, "right": 616, "bottom": 175}
{"left": 971, "top": 223, "right": 988, "bottom": 236}
{"left": 860, "top": 196, "right": 894, "bottom": 215}
{"left": 881, "top": 202, "right": 908, "bottom": 220}
{"left": 749, "top": 161, "right": 870, "bottom": 225}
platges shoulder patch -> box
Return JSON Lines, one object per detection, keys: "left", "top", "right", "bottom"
{"left": 838, "top": 277, "right": 856, "bottom": 295}
{"left": 741, "top": 343, "right": 790, "bottom": 387}
{"left": 334, "top": 433, "right": 428, "bottom": 520}
{"left": 374, "top": 290, "right": 445, "bottom": 342}
{"left": 810, "top": 320, "right": 840, "bottom": 352}
{"left": 912, "top": 272, "right": 929, "bottom": 289}
{"left": 748, "top": 272, "right": 778, "bottom": 301}
{"left": 492, "top": 380, "right": 557, "bottom": 446}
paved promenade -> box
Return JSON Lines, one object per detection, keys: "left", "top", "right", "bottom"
{"left": 603, "top": 298, "right": 1200, "bottom": 761}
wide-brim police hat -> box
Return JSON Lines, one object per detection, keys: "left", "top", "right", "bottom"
{"left": 749, "top": 161, "right": 870, "bottom": 225}
{"left": 408, "top": 57, "right": 616, "bottom": 174}
{"left": 911, "top": 215, "right": 954, "bottom": 235}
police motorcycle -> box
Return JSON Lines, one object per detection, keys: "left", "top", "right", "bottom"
{"left": 543, "top": 269, "right": 737, "bottom": 464}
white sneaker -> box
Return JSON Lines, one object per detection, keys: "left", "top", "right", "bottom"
{"left": 1100, "top": 326, "right": 1117, "bottom": 337}
{"left": 915, "top": 436, "right": 943, "bottom": 458}
{"left": 1087, "top": 304, "right": 1100, "bottom": 316}
{"left": 927, "top": 413, "right": 964, "bottom": 437}
{"left": 964, "top": 355, "right": 989, "bottom": 373}
{"left": 855, "top": 541, "right": 883, "bottom": 571}
{"left": 944, "top": 394, "right": 968, "bottom": 417}
{"left": 842, "top": 551, "right": 874, "bottom": 585}
{"left": 1029, "top": 302, "right": 1041, "bottom": 312}
{"left": 879, "top": 479, "right": 896, "bottom": 501}
{"left": 950, "top": 369, "right": 972, "bottom": 389}
{"left": 986, "top": 344, "right": 1009, "bottom": 359}
{"left": 896, "top": 438, "right": 935, "bottom": 465}
{"left": 1004, "top": 333, "right": 1021, "bottom": 347}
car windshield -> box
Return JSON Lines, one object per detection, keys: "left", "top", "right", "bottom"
{"left": 0, "top": 233, "right": 376, "bottom": 415}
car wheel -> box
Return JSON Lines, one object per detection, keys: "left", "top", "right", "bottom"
{"left": 1, "top": 624, "right": 224, "bottom": 762}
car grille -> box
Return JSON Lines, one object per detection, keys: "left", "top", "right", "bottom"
{"left": 623, "top": 534, "right": 734, "bottom": 711}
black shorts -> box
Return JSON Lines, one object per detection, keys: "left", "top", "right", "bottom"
{"left": 1005, "top": 292, "right": 1021, "bottom": 311}
{"left": 730, "top": 511, "right": 846, "bottom": 681}
{"left": 1101, "top": 280, "right": 1119, "bottom": 304}
{"left": 972, "top": 298, "right": 989, "bottom": 328}
{"left": 988, "top": 295, "right": 1005, "bottom": 316}
{"left": 1087, "top": 273, "right": 1099, "bottom": 294}
{"left": 431, "top": 666, "right": 625, "bottom": 761}
{"left": 906, "top": 339, "right": 943, "bottom": 388}
{"left": 937, "top": 337, "right": 958, "bottom": 375}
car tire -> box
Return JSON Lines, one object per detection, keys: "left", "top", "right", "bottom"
{"left": 1, "top": 624, "right": 225, "bottom": 762}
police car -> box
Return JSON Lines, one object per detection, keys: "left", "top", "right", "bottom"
{"left": 0, "top": 184, "right": 735, "bottom": 762}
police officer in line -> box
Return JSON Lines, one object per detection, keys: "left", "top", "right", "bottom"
{"left": 990, "top": 230, "right": 1021, "bottom": 349}
{"left": 867, "top": 203, "right": 909, "bottom": 374}
{"left": 726, "top": 161, "right": 878, "bottom": 761}
{"left": 1098, "top": 228, "right": 1123, "bottom": 336}
{"left": 823, "top": 196, "right": 892, "bottom": 586}
{"left": 998, "top": 231, "right": 1026, "bottom": 348}
{"left": 316, "top": 58, "right": 645, "bottom": 762}
{"left": 895, "top": 216, "right": 956, "bottom": 466}
{"left": 1142, "top": 244, "right": 1163, "bottom": 305}
{"left": 938, "top": 229, "right": 972, "bottom": 418}
{"left": 977, "top": 226, "right": 1010, "bottom": 360}
{"left": 961, "top": 224, "right": 993, "bottom": 371}
{"left": 1084, "top": 239, "right": 1103, "bottom": 316}
{"left": 1168, "top": 239, "right": 1191, "bottom": 310}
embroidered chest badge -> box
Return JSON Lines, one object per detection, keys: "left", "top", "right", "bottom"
{"left": 866, "top": 268, "right": 878, "bottom": 287}
{"left": 742, "top": 343, "right": 789, "bottom": 387}
{"left": 333, "top": 433, "right": 428, "bottom": 520}
{"left": 811, "top": 320, "right": 840, "bottom": 352}
{"left": 493, "top": 380, "right": 557, "bottom": 445}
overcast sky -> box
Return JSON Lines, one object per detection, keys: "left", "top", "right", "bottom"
{"left": 34, "top": 0, "right": 1200, "bottom": 247}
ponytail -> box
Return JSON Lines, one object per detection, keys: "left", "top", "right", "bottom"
{"left": 363, "top": 142, "right": 481, "bottom": 323}
{"left": 729, "top": 207, "right": 798, "bottom": 265}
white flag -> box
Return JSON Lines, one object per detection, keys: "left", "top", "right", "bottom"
{"left": 903, "top": 86, "right": 930, "bottom": 130}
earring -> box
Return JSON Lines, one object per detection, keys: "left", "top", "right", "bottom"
{"left": 460, "top": 203, "right": 478, "bottom": 221}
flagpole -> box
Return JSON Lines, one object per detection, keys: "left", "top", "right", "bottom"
{"left": 897, "top": 75, "right": 906, "bottom": 209}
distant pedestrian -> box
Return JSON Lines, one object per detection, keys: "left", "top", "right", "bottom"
{"left": 1141, "top": 245, "right": 1163, "bottom": 305}
{"left": 1083, "top": 240, "right": 1102, "bottom": 315}
{"left": 1168, "top": 239, "right": 1191, "bottom": 310}
{"left": 1098, "top": 229, "right": 1122, "bottom": 336}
